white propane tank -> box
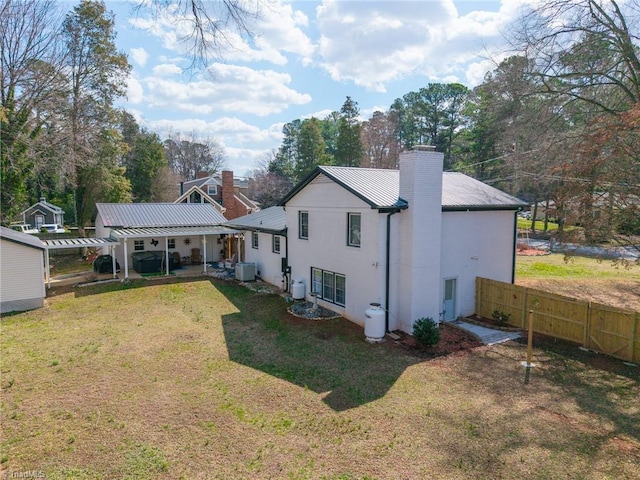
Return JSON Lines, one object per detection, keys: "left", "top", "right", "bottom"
{"left": 365, "top": 303, "right": 386, "bottom": 342}
{"left": 291, "top": 278, "right": 305, "bottom": 300}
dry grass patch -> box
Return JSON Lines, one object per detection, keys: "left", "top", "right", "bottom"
{"left": 516, "top": 253, "right": 640, "bottom": 311}
{"left": 1, "top": 278, "right": 639, "bottom": 479}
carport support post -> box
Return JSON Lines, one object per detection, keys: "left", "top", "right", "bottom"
{"left": 165, "top": 237, "right": 170, "bottom": 276}
{"left": 123, "top": 239, "right": 129, "bottom": 280}
{"left": 202, "top": 236, "right": 207, "bottom": 273}
{"left": 111, "top": 245, "right": 116, "bottom": 279}
{"left": 45, "top": 249, "right": 51, "bottom": 289}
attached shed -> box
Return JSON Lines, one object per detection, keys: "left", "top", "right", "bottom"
{"left": 0, "top": 226, "right": 46, "bottom": 313}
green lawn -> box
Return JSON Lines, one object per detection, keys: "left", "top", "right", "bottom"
{"left": 517, "top": 218, "right": 560, "bottom": 231}
{"left": 1, "top": 278, "right": 639, "bottom": 479}
{"left": 516, "top": 253, "right": 640, "bottom": 280}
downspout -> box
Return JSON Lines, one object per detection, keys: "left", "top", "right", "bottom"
{"left": 511, "top": 210, "right": 518, "bottom": 284}
{"left": 283, "top": 227, "right": 289, "bottom": 293}
{"left": 385, "top": 209, "right": 400, "bottom": 332}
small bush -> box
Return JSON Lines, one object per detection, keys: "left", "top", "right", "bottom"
{"left": 412, "top": 317, "right": 440, "bottom": 346}
{"left": 491, "top": 310, "right": 511, "bottom": 327}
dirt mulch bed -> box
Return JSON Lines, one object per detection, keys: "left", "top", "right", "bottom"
{"left": 390, "top": 322, "right": 483, "bottom": 359}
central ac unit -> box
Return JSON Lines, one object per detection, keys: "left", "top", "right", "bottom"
{"left": 235, "top": 262, "right": 256, "bottom": 281}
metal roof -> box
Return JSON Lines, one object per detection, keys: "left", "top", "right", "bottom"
{"left": 110, "top": 226, "right": 238, "bottom": 239}
{"left": 0, "top": 226, "right": 45, "bottom": 250}
{"left": 41, "top": 237, "right": 120, "bottom": 250}
{"left": 96, "top": 203, "right": 227, "bottom": 228}
{"left": 442, "top": 173, "right": 527, "bottom": 210}
{"left": 20, "top": 200, "right": 64, "bottom": 216}
{"left": 182, "top": 176, "right": 221, "bottom": 190}
{"left": 223, "top": 206, "right": 286, "bottom": 234}
{"left": 281, "top": 166, "right": 526, "bottom": 211}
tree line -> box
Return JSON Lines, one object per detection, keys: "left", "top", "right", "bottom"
{"left": 250, "top": 0, "right": 639, "bottom": 245}
{"left": 1, "top": 0, "right": 229, "bottom": 231}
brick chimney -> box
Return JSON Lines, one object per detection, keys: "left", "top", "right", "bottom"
{"left": 396, "top": 145, "right": 444, "bottom": 332}
{"left": 197, "top": 171, "right": 208, "bottom": 179}
{"left": 221, "top": 170, "right": 237, "bottom": 219}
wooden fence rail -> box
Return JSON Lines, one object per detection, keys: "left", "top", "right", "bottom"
{"left": 475, "top": 277, "right": 640, "bottom": 363}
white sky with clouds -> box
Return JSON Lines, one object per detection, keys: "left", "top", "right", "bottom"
{"left": 107, "top": 0, "right": 529, "bottom": 177}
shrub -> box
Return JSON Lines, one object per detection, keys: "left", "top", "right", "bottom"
{"left": 491, "top": 310, "right": 511, "bottom": 327}
{"left": 412, "top": 317, "right": 440, "bottom": 346}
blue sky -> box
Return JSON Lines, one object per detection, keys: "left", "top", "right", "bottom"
{"left": 106, "top": 0, "right": 529, "bottom": 176}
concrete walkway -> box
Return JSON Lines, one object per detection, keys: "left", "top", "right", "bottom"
{"left": 449, "top": 319, "right": 521, "bottom": 345}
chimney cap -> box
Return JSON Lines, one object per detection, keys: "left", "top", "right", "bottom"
{"left": 413, "top": 145, "right": 436, "bottom": 152}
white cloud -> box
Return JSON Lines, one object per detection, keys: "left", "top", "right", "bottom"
{"left": 313, "top": 0, "right": 520, "bottom": 90}
{"left": 128, "top": 0, "right": 315, "bottom": 66}
{"left": 126, "top": 77, "right": 144, "bottom": 104}
{"left": 152, "top": 63, "right": 182, "bottom": 75}
{"left": 140, "top": 63, "right": 311, "bottom": 116}
{"left": 130, "top": 47, "right": 148, "bottom": 67}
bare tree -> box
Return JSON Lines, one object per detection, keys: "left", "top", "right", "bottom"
{"left": 164, "top": 133, "right": 226, "bottom": 180}
{"left": 360, "top": 111, "right": 400, "bottom": 169}
{"left": 513, "top": 0, "right": 640, "bottom": 114}
{"left": 1, "top": 0, "right": 66, "bottom": 223}
{"left": 247, "top": 150, "right": 292, "bottom": 208}
{"left": 141, "top": 0, "right": 262, "bottom": 68}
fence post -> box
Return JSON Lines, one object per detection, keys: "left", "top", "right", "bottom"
{"left": 521, "top": 287, "right": 528, "bottom": 329}
{"left": 475, "top": 277, "right": 481, "bottom": 317}
{"left": 584, "top": 301, "right": 592, "bottom": 349}
{"left": 632, "top": 312, "right": 638, "bottom": 364}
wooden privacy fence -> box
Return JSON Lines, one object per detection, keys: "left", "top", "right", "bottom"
{"left": 475, "top": 277, "right": 640, "bottom": 363}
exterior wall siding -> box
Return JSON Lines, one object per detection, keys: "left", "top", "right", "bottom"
{"left": 1, "top": 239, "right": 45, "bottom": 313}
{"left": 244, "top": 232, "right": 286, "bottom": 288}
{"left": 440, "top": 210, "right": 516, "bottom": 318}
{"left": 285, "top": 175, "right": 384, "bottom": 326}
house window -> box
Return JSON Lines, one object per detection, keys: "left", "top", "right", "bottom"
{"left": 252, "top": 232, "right": 259, "bottom": 249}
{"left": 168, "top": 238, "right": 176, "bottom": 249}
{"left": 272, "top": 235, "right": 280, "bottom": 254}
{"left": 312, "top": 268, "right": 322, "bottom": 296}
{"left": 299, "top": 211, "right": 309, "bottom": 239}
{"left": 311, "top": 267, "right": 346, "bottom": 307}
{"left": 207, "top": 185, "right": 217, "bottom": 196}
{"left": 134, "top": 240, "right": 144, "bottom": 251}
{"left": 347, "top": 213, "right": 361, "bottom": 247}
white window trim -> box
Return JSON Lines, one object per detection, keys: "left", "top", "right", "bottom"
{"left": 272, "top": 235, "right": 280, "bottom": 254}
{"left": 252, "top": 232, "right": 259, "bottom": 249}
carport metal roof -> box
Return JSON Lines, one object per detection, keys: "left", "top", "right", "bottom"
{"left": 109, "top": 226, "right": 239, "bottom": 238}
{"left": 41, "top": 237, "right": 120, "bottom": 250}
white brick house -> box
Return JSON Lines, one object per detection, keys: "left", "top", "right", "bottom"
{"left": 279, "top": 146, "right": 527, "bottom": 334}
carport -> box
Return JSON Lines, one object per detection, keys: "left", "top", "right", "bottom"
{"left": 41, "top": 237, "right": 121, "bottom": 288}
{"left": 109, "top": 226, "right": 239, "bottom": 279}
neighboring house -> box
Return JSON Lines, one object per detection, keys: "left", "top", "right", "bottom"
{"left": 95, "top": 203, "right": 237, "bottom": 278}
{"left": 19, "top": 197, "right": 64, "bottom": 230}
{"left": 223, "top": 206, "right": 287, "bottom": 288}
{"left": 0, "top": 226, "right": 46, "bottom": 313}
{"left": 277, "top": 146, "right": 527, "bottom": 335}
{"left": 176, "top": 171, "right": 259, "bottom": 220}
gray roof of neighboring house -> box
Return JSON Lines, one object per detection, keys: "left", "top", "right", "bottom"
{"left": 96, "top": 203, "right": 227, "bottom": 228}
{"left": 182, "top": 176, "right": 221, "bottom": 190}
{"left": 0, "top": 226, "right": 45, "bottom": 250}
{"left": 223, "top": 206, "right": 286, "bottom": 234}
{"left": 280, "top": 166, "right": 527, "bottom": 211}
{"left": 21, "top": 200, "right": 64, "bottom": 215}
